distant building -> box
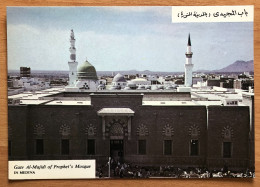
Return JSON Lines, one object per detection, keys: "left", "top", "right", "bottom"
{"left": 220, "top": 79, "right": 234, "bottom": 88}
{"left": 175, "top": 78, "right": 184, "bottom": 85}
{"left": 192, "top": 77, "right": 203, "bottom": 85}
{"left": 110, "top": 73, "right": 127, "bottom": 90}
{"left": 147, "top": 75, "right": 160, "bottom": 85}
{"left": 222, "top": 99, "right": 239, "bottom": 106}
{"left": 7, "top": 80, "right": 13, "bottom": 87}
{"left": 20, "top": 67, "right": 31, "bottom": 78}
{"left": 127, "top": 78, "right": 151, "bottom": 86}
{"left": 234, "top": 79, "right": 242, "bottom": 89}
{"left": 124, "top": 74, "right": 136, "bottom": 80}
{"left": 207, "top": 79, "right": 220, "bottom": 87}
{"left": 244, "top": 72, "right": 250, "bottom": 76}
{"left": 233, "top": 79, "right": 254, "bottom": 90}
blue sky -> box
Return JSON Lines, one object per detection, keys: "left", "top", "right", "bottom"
{"left": 7, "top": 7, "right": 253, "bottom": 72}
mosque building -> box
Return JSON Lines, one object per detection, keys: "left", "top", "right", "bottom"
{"left": 65, "top": 30, "right": 98, "bottom": 92}
{"left": 7, "top": 30, "right": 254, "bottom": 176}
{"left": 65, "top": 30, "right": 193, "bottom": 91}
{"left": 110, "top": 73, "right": 127, "bottom": 90}
{"left": 75, "top": 59, "right": 98, "bottom": 90}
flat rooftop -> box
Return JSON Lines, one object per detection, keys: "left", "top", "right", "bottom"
{"left": 45, "top": 100, "right": 91, "bottom": 105}
{"left": 8, "top": 93, "right": 53, "bottom": 100}
{"left": 19, "top": 100, "right": 52, "bottom": 105}
{"left": 8, "top": 87, "right": 251, "bottom": 106}
{"left": 142, "top": 101, "right": 196, "bottom": 106}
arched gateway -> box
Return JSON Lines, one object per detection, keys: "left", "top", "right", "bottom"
{"left": 97, "top": 108, "right": 134, "bottom": 161}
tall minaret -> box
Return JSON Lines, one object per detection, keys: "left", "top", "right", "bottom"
{"left": 184, "top": 34, "right": 194, "bottom": 87}
{"left": 68, "top": 29, "right": 78, "bottom": 86}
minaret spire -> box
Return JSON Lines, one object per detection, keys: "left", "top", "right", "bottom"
{"left": 69, "top": 29, "right": 76, "bottom": 61}
{"left": 188, "top": 33, "right": 191, "bottom": 46}
{"left": 184, "top": 33, "right": 194, "bottom": 87}
{"left": 68, "top": 29, "right": 78, "bottom": 86}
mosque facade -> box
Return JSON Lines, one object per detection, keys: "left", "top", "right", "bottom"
{"left": 8, "top": 91, "right": 254, "bottom": 172}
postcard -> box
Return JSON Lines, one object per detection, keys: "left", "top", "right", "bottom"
{"left": 7, "top": 6, "right": 254, "bottom": 179}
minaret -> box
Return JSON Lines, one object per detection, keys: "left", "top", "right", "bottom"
{"left": 184, "top": 34, "right": 194, "bottom": 87}
{"left": 68, "top": 29, "right": 78, "bottom": 86}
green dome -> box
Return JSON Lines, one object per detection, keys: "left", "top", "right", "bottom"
{"left": 77, "top": 60, "right": 98, "bottom": 80}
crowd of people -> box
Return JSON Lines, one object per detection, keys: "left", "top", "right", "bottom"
{"left": 96, "top": 159, "right": 255, "bottom": 178}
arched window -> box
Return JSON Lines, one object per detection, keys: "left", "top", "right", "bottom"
{"left": 137, "top": 124, "right": 149, "bottom": 136}
{"left": 189, "top": 124, "right": 200, "bottom": 138}
{"left": 189, "top": 125, "right": 200, "bottom": 156}
{"left": 222, "top": 125, "right": 233, "bottom": 140}
{"left": 59, "top": 124, "right": 71, "bottom": 136}
{"left": 222, "top": 125, "right": 233, "bottom": 158}
{"left": 59, "top": 124, "right": 71, "bottom": 155}
{"left": 85, "top": 124, "right": 97, "bottom": 136}
{"left": 33, "top": 124, "right": 45, "bottom": 155}
{"left": 162, "top": 124, "right": 174, "bottom": 137}
{"left": 34, "top": 124, "right": 45, "bottom": 137}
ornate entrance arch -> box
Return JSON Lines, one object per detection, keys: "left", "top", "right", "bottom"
{"left": 104, "top": 118, "right": 128, "bottom": 139}
{"left": 104, "top": 118, "right": 128, "bottom": 162}
{"left": 97, "top": 108, "right": 134, "bottom": 140}
{"left": 110, "top": 120, "right": 124, "bottom": 137}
